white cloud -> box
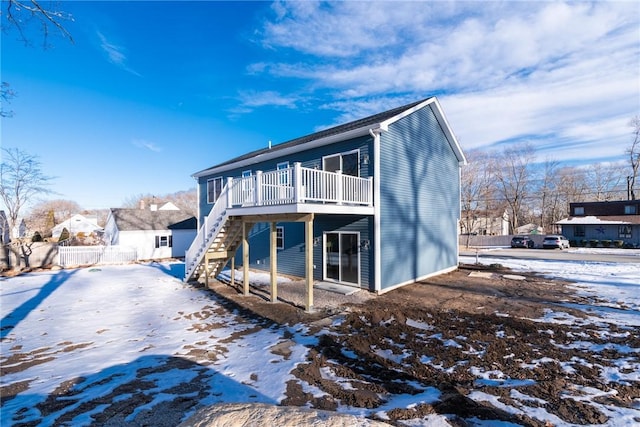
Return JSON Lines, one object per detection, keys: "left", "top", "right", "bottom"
{"left": 97, "top": 31, "right": 141, "bottom": 77}
{"left": 230, "top": 90, "right": 303, "bottom": 117}
{"left": 132, "top": 138, "right": 162, "bottom": 153}
{"left": 249, "top": 1, "right": 640, "bottom": 164}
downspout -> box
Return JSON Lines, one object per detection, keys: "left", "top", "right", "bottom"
{"left": 369, "top": 128, "right": 382, "bottom": 292}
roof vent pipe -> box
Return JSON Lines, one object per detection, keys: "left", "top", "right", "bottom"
{"left": 268, "top": 140, "right": 272, "bottom": 149}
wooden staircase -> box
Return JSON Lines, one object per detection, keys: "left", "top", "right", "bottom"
{"left": 185, "top": 184, "right": 243, "bottom": 283}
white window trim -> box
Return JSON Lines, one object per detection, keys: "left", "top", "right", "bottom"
{"left": 207, "top": 177, "right": 223, "bottom": 204}
{"left": 322, "top": 230, "right": 360, "bottom": 286}
{"left": 322, "top": 149, "right": 360, "bottom": 176}
{"left": 277, "top": 162, "right": 290, "bottom": 185}
{"left": 276, "top": 226, "right": 284, "bottom": 250}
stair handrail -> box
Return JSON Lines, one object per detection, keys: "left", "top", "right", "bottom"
{"left": 184, "top": 182, "right": 230, "bottom": 281}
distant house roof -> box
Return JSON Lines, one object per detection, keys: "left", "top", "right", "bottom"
{"left": 193, "top": 97, "right": 465, "bottom": 178}
{"left": 110, "top": 209, "right": 196, "bottom": 231}
{"left": 51, "top": 214, "right": 103, "bottom": 238}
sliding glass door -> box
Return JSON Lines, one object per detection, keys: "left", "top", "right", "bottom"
{"left": 324, "top": 232, "right": 359, "bottom": 286}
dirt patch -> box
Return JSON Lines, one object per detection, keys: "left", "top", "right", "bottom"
{"left": 204, "top": 264, "right": 639, "bottom": 426}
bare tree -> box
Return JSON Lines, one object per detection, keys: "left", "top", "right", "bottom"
{"left": 627, "top": 116, "right": 640, "bottom": 200}
{"left": 582, "top": 162, "right": 626, "bottom": 201}
{"left": 493, "top": 143, "right": 536, "bottom": 233}
{"left": 460, "top": 150, "right": 497, "bottom": 242}
{"left": 2, "top": 0, "right": 74, "bottom": 47}
{"left": 26, "top": 199, "right": 81, "bottom": 237}
{"left": 1, "top": 82, "right": 16, "bottom": 118}
{"left": 536, "top": 159, "right": 559, "bottom": 231}
{"left": 0, "top": 147, "right": 54, "bottom": 269}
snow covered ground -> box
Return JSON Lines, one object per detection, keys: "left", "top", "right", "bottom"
{"left": 1, "top": 254, "right": 639, "bottom": 426}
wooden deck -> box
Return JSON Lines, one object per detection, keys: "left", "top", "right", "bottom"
{"left": 184, "top": 163, "right": 374, "bottom": 311}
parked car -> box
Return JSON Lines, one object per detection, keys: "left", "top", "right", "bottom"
{"left": 542, "top": 235, "right": 570, "bottom": 249}
{"left": 511, "top": 235, "right": 535, "bottom": 248}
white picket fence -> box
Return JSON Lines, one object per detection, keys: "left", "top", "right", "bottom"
{"left": 58, "top": 246, "right": 137, "bottom": 267}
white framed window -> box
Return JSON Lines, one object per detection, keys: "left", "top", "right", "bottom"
{"left": 277, "top": 162, "right": 290, "bottom": 185}
{"left": 242, "top": 170, "right": 252, "bottom": 178}
{"left": 619, "top": 225, "right": 632, "bottom": 238}
{"left": 155, "top": 235, "right": 172, "bottom": 248}
{"left": 323, "top": 149, "right": 360, "bottom": 177}
{"left": 207, "top": 177, "right": 223, "bottom": 204}
{"left": 276, "top": 226, "right": 284, "bottom": 249}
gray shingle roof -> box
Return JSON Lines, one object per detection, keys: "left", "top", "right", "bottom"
{"left": 195, "top": 98, "right": 431, "bottom": 174}
{"left": 110, "top": 209, "right": 196, "bottom": 231}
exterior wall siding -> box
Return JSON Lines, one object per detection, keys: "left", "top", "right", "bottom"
{"left": 171, "top": 229, "right": 197, "bottom": 258}
{"left": 196, "top": 135, "right": 373, "bottom": 224}
{"left": 378, "top": 104, "right": 460, "bottom": 290}
{"left": 233, "top": 214, "right": 373, "bottom": 289}
{"left": 561, "top": 224, "right": 639, "bottom": 246}
{"left": 118, "top": 230, "right": 173, "bottom": 260}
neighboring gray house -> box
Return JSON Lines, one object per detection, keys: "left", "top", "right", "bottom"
{"left": 104, "top": 203, "right": 197, "bottom": 260}
{"left": 185, "top": 98, "right": 466, "bottom": 310}
{"left": 557, "top": 200, "right": 640, "bottom": 247}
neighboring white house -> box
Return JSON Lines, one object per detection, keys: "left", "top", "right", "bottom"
{"left": 460, "top": 210, "right": 509, "bottom": 236}
{"left": 51, "top": 214, "right": 103, "bottom": 240}
{"left": 103, "top": 203, "right": 196, "bottom": 260}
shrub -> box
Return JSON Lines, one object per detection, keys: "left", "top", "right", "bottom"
{"left": 569, "top": 240, "right": 577, "bottom": 247}
{"left": 601, "top": 240, "right": 611, "bottom": 248}
{"left": 589, "top": 239, "right": 599, "bottom": 247}
{"left": 32, "top": 231, "right": 43, "bottom": 242}
{"left": 613, "top": 240, "right": 624, "bottom": 248}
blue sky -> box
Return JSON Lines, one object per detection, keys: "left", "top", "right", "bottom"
{"left": 2, "top": 1, "right": 639, "bottom": 210}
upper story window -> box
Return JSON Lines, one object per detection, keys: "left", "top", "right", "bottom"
{"left": 573, "top": 206, "right": 584, "bottom": 216}
{"left": 277, "top": 162, "right": 290, "bottom": 185}
{"left": 323, "top": 150, "right": 359, "bottom": 177}
{"left": 624, "top": 205, "right": 637, "bottom": 215}
{"left": 207, "top": 177, "right": 223, "bottom": 204}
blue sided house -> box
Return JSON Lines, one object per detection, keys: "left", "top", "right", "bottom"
{"left": 185, "top": 97, "right": 466, "bottom": 311}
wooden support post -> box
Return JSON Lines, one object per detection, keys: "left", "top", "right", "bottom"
{"left": 243, "top": 221, "right": 250, "bottom": 296}
{"left": 270, "top": 222, "right": 277, "bottom": 303}
{"left": 204, "top": 256, "right": 209, "bottom": 289}
{"left": 305, "top": 214, "right": 314, "bottom": 312}
{"left": 230, "top": 253, "right": 235, "bottom": 288}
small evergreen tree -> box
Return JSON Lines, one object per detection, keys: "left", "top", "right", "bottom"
{"left": 58, "top": 227, "right": 70, "bottom": 242}
{"left": 32, "top": 231, "right": 43, "bottom": 242}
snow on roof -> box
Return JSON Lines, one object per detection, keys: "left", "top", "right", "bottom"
{"left": 556, "top": 215, "right": 634, "bottom": 225}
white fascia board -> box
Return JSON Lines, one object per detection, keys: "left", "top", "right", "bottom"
{"left": 193, "top": 125, "right": 381, "bottom": 178}
{"left": 380, "top": 97, "right": 467, "bottom": 166}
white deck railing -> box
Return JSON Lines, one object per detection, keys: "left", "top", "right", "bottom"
{"left": 229, "top": 163, "right": 373, "bottom": 208}
{"left": 184, "top": 163, "right": 373, "bottom": 281}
